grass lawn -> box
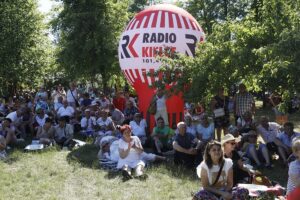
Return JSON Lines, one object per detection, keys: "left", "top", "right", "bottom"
{"left": 1, "top": 103, "right": 299, "bottom": 200}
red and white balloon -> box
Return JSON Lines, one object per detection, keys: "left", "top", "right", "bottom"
{"left": 118, "top": 4, "right": 205, "bottom": 128}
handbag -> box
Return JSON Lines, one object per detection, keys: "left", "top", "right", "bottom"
{"left": 147, "top": 98, "right": 157, "bottom": 115}
{"left": 213, "top": 108, "right": 225, "bottom": 118}
{"left": 213, "top": 96, "right": 226, "bottom": 118}
{"left": 212, "top": 160, "right": 224, "bottom": 186}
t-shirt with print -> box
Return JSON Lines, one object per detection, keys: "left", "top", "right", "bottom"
{"left": 196, "top": 158, "right": 233, "bottom": 190}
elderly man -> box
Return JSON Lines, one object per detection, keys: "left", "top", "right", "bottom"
{"left": 257, "top": 116, "right": 281, "bottom": 154}
{"left": 57, "top": 100, "right": 75, "bottom": 122}
{"left": 173, "top": 122, "right": 202, "bottom": 168}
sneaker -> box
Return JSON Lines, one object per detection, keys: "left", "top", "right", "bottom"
{"left": 122, "top": 169, "right": 133, "bottom": 180}
{"left": 0, "top": 150, "right": 7, "bottom": 160}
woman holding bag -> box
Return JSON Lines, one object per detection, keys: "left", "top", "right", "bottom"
{"left": 211, "top": 88, "right": 230, "bottom": 141}
{"left": 193, "top": 140, "right": 248, "bottom": 200}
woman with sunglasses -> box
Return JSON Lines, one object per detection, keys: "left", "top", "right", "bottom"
{"left": 222, "top": 134, "right": 258, "bottom": 186}
{"left": 193, "top": 140, "right": 248, "bottom": 200}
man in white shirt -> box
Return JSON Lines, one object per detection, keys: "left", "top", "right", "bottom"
{"left": 256, "top": 116, "right": 281, "bottom": 153}
{"left": 96, "top": 109, "right": 115, "bottom": 137}
{"left": 129, "top": 113, "right": 147, "bottom": 145}
{"left": 66, "top": 82, "right": 78, "bottom": 108}
{"left": 80, "top": 109, "right": 96, "bottom": 136}
{"left": 54, "top": 117, "right": 74, "bottom": 148}
{"left": 57, "top": 100, "right": 75, "bottom": 123}
{"left": 153, "top": 88, "right": 171, "bottom": 126}
{"left": 33, "top": 108, "right": 49, "bottom": 130}
{"left": 6, "top": 109, "right": 25, "bottom": 138}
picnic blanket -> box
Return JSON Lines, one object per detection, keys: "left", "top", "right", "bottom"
{"left": 238, "top": 184, "right": 286, "bottom": 198}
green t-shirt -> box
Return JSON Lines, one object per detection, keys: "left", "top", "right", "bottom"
{"left": 153, "top": 126, "right": 174, "bottom": 145}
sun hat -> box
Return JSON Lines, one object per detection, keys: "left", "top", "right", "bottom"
{"left": 221, "top": 134, "right": 241, "bottom": 146}
{"left": 177, "top": 121, "right": 186, "bottom": 129}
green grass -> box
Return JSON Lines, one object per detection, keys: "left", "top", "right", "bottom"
{"left": 0, "top": 145, "right": 198, "bottom": 200}
{"left": 1, "top": 103, "right": 299, "bottom": 200}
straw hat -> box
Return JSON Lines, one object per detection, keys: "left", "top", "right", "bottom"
{"left": 221, "top": 134, "right": 241, "bottom": 146}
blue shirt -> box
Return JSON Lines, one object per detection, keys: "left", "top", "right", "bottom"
{"left": 277, "top": 132, "right": 300, "bottom": 147}
{"left": 196, "top": 123, "right": 215, "bottom": 140}
{"left": 175, "top": 132, "right": 195, "bottom": 149}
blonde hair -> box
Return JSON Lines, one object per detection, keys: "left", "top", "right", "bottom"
{"left": 292, "top": 137, "right": 300, "bottom": 153}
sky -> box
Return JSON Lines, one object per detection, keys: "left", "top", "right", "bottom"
{"left": 38, "top": 0, "right": 58, "bottom": 14}
{"left": 37, "top": 0, "right": 184, "bottom": 14}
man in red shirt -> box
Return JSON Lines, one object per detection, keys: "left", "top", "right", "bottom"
{"left": 113, "top": 91, "right": 126, "bottom": 112}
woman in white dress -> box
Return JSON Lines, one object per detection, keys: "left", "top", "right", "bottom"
{"left": 117, "top": 125, "right": 146, "bottom": 179}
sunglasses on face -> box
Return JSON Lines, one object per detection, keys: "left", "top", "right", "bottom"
{"left": 226, "top": 142, "right": 236, "bottom": 145}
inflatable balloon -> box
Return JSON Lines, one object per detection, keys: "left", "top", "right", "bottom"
{"left": 118, "top": 4, "right": 205, "bottom": 130}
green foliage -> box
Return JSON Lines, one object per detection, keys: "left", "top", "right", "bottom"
{"left": 0, "top": 0, "right": 51, "bottom": 96}
{"left": 186, "top": 0, "right": 252, "bottom": 35}
{"left": 153, "top": 0, "right": 300, "bottom": 107}
{"left": 52, "top": 0, "right": 130, "bottom": 89}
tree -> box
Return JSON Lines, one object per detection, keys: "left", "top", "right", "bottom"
{"left": 186, "top": 0, "right": 252, "bottom": 35}
{"left": 153, "top": 0, "right": 300, "bottom": 108}
{"left": 0, "top": 0, "right": 50, "bottom": 96}
{"left": 52, "top": 0, "right": 130, "bottom": 90}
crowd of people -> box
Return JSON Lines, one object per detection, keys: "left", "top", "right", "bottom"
{"left": 0, "top": 82, "right": 300, "bottom": 200}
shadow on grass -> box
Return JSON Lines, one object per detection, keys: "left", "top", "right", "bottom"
{"left": 67, "top": 144, "right": 100, "bottom": 168}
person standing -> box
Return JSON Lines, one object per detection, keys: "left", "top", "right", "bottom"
{"left": 234, "top": 83, "right": 255, "bottom": 123}
{"left": 211, "top": 87, "right": 230, "bottom": 141}
{"left": 152, "top": 88, "right": 171, "bottom": 126}
{"left": 66, "top": 82, "right": 78, "bottom": 108}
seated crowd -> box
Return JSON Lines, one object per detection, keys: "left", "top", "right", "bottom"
{"left": 0, "top": 82, "right": 299, "bottom": 200}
